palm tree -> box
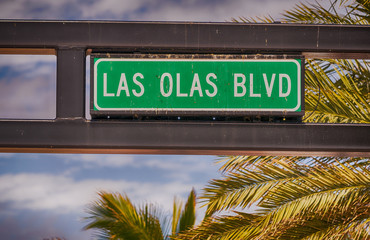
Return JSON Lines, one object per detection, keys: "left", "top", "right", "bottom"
{"left": 177, "top": 0, "right": 370, "bottom": 239}
{"left": 178, "top": 157, "right": 369, "bottom": 239}
{"left": 84, "top": 189, "right": 196, "bottom": 240}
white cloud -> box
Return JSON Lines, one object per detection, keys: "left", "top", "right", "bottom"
{"left": 0, "top": 0, "right": 306, "bottom": 21}
{"left": 0, "top": 55, "right": 55, "bottom": 68}
{"left": 0, "top": 171, "right": 209, "bottom": 239}
{"left": 0, "top": 0, "right": 72, "bottom": 19}
{"left": 0, "top": 75, "right": 55, "bottom": 119}
{"left": 65, "top": 154, "right": 136, "bottom": 168}
{"left": 55, "top": 154, "right": 220, "bottom": 188}
{"left": 0, "top": 173, "right": 197, "bottom": 213}
{"left": 0, "top": 55, "right": 56, "bottom": 119}
{"left": 0, "top": 153, "right": 16, "bottom": 158}
{"left": 61, "top": 154, "right": 217, "bottom": 174}
{"left": 136, "top": 0, "right": 296, "bottom": 22}
{"left": 79, "top": 0, "right": 150, "bottom": 18}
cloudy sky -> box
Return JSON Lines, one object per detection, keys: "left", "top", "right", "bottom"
{"left": 0, "top": 0, "right": 310, "bottom": 239}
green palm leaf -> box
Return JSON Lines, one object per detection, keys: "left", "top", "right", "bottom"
{"left": 201, "top": 161, "right": 306, "bottom": 216}
{"left": 84, "top": 190, "right": 197, "bottom": 240}
{"left": 178, "top": 189, "right": 196, "bottom": 233}
{"left": 304, "top": 59, "right": 370, "bottom": 123}
{"left": 283, "top": 0, "right": 369, "bottom": 24}
{"left": 182, "top": 160, "right": 370, "bottom": 240}
{"left": 171, "top": 196, "right": 183, "bottom": 236}
{"left": 175, "top": 212, "right": 261, "bottom": 240}
{"left": 300, "top": 218, "right": 370, "bottom": 240}
{"left": 84, "top": 191, "right": 164, "bottom": 240}
{"left": 171, "top": 189, "right": 197, "bottom": 237}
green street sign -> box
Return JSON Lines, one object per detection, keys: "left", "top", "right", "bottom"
{"left": 91, "top": 55, "right": 303, "bottom": 117}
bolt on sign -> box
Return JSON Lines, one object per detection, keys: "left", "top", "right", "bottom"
{"left": 91, "top": 54, "right": 304, "bottom": 118}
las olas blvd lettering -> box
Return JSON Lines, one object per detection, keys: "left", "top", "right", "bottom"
{"left": 92, "top": 57, "right": 302, "bottom": 116}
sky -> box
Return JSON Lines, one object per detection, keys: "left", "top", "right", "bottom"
{"left": 0, "top": 0, "right": 311, "bottom": 239}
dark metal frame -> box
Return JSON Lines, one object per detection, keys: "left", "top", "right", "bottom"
{"left": 1, "top": 21, "right": 369, "bottom": 54}
{"left": 0, "top": 120, "right": 368, "bottom": 157}
{"left": 0, "top": 21, "right": 369, "bottom": 157}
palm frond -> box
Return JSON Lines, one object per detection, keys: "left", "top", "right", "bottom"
{"left": 304, "top": 59, "right": 370, "bottom": 124}
{"left": 231, "top": 15, "right": 275, "bottom": 23}
{"left": 197, "top": 160, "right": 370, "bottom": 239}
{"left": 171, "top": 196, "right": 183, "bottom": 236}
{"left": 351, "top": 0, "right": 370, "bottom": 22}
{"left": 201, "top": 162, "right": 307, "bottom": 216}
{"left": 216, "top": 155, "right": 305, "bottom": 173}
{"left": 231, "top": 1, "right": 370, "bottom": 25}
{"left": 282, "top": 0, "right": 369, "bottom": 24}
{"left": 84, "top": 191, "right": 164, "bottom": 240}
{"left": 139, "top": 203, "right": 167, "bottom": 240}
{"left": 171, "top": 189, "right": 197, "bottom": 237}
{"left": 175, "top": 212, "right": 261, "bottom": 240}
{"left": 300, "top": 218, "right": 370, "bottom": 240}
{"left": 177, "top": 188, "right": 196, "bottom": 233}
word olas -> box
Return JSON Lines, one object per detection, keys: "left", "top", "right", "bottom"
{"left": 103, "top": 72, "right": 291, "bottom": 98}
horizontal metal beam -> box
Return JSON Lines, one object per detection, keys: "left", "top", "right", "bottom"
{"left": 0, "top": 48, "right": 56, "bottom": 55}
{"left": 0, "top": 120, "right": 368, "bottom": 157}
{"left": 302, "top": 52, "right": 370, "bottom": 59}
{"left": 1, "top": 21, "right": 369, "bottom": 54}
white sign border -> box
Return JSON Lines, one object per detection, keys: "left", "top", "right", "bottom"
{"left": 94, "top": 58, "right": 301, "bottom": 112}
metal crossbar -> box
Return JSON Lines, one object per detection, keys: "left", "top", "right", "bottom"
{"left": 0, "top": 21, "right": 369, "bottom": 157}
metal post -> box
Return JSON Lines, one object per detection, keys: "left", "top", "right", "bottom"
{"left": 56, "top": 48, "right": 86, "bottom": 119}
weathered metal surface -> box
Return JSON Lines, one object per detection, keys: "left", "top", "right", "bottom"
{"left": 0, "top": 21, "right": 369, "bottom": 156}
{"left": 0, "top": 21, "right": 369, "bottom": 54}
{"left": 0, "top": 120, "right": 369, "bottom": 157}
{"left": 57, "top": 48, "right": 86, "bottom": 119}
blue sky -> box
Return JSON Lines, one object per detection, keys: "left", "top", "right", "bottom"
{"left": 0, "top": 0, "right": 308, "bottom": 239}
{"left": 0, "top": 153, "right": 219, "bottom": 239}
